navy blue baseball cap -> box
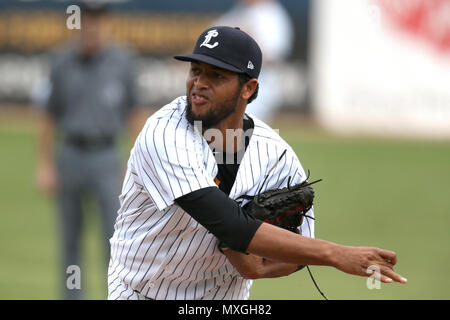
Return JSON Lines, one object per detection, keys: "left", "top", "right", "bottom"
{"left": 174, "top": 26, "right": 262, "bottom": 79}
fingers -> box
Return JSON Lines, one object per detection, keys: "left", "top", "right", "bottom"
{"left": 379, "top": 265, "right": 407, "bottom": 284}
{"left": 363, "top": 248, "right": 406, "bottom": 284}
{"left": 378, "top": 249, "right": 397, "bottom": 266}
{"left": 365, "top": 264, "right": 407, "bottom": 284}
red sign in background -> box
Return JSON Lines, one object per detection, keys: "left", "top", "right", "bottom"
{"left": 377, "top": 0, "right": 450, "bottom": 53}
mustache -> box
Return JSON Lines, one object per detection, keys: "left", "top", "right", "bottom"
{"left": 190, "top": 90, "right": 211, "bottom": 101}
{"left": 185, "top": 88, "right": 240, "bottom": 129}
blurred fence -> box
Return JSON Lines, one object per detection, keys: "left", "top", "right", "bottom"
{"left": 0, "top": 0, "right": 310, "bottom": 110}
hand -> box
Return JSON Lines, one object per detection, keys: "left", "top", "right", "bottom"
{"left": 332, "top": 245, "right": 407, "bottom": 284}
{"left": 36, "top": 162, "right": 57, "bottom": 195}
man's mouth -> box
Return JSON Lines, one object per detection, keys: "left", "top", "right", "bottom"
{"left": 191, "top": 93, "right": 209, "bottom": 105}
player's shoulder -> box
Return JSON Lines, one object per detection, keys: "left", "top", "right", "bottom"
{"left": 250, "top": 115, "right": 286, "bottom": 144}
{"left": 249, "top": 114, "right": 299, "bottom": 159}
{"left": 137, "top": 96, "right": 190, "bottom": 147}
{"left": 146, "top": 96, "right": 187, "bottom": 125}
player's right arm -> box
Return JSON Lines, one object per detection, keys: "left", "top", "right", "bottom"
{"left": 248, "top": 222, "right": 407, "bottom": 284}
{"left": 176, "top": 188, "right": 406, "bottom": 283}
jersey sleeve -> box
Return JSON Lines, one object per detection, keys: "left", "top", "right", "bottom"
{"left": 176, "top": 187, "right": 262, "bottom": 253}
{"left": 131, "top": 115, "right": 217, "bottom": 211}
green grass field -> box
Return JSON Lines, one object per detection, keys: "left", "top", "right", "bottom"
{"left": 1, "top": 113, "right": 449, "bottom": 300}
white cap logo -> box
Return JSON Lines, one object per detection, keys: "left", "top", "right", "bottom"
{"left": 247, "top": 61, "right": 254, "bottom": 70}
{"left": 200, "top": 29, "right": 219, "bottom": 49}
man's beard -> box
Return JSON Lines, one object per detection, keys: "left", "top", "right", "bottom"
{"left": 186, "top": 90, "right": 240, "bottom": 129}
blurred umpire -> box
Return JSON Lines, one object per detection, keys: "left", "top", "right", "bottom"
{"left": 34, "top": 0, "right": 140, "bottom": 299}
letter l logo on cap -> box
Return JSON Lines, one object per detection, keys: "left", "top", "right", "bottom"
{"left": 200, "top": 29, "right": 219, "bottom": 49}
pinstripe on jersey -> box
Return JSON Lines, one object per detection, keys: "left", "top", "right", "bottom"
{"left": 108, "top": 96, "right": 314, "bottom": 300}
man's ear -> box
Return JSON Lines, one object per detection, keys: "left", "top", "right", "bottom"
{"left": 241, "top": 79, "right": 258, "bottom": 101}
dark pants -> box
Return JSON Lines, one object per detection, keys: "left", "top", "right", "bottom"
{"left": 56, "top": 143, "right": 121, "bottom": 300}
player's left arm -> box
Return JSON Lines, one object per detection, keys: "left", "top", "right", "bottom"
{"left": 223, "top": 249, "right": 301, "bottom": 279}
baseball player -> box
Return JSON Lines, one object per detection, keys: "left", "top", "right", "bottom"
{"left": 108, "top": 26, "right": 407, "bottom": 300}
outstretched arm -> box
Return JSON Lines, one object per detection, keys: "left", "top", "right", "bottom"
{"left": 176, "top": 188, "right": 407, "bottom": 284}
{"left": 241, "top": 162, "right": 404, "bottom": 282}
{"left": 248, "top": 223, "right": 407, "bottom": 284}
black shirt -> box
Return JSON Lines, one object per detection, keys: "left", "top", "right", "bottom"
{"left": 214, "top": 115, "right": 254, "bottom": 195}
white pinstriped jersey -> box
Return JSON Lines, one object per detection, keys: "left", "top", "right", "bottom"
{"left": 108, "top": 96, "right": 315, "bottom": 300}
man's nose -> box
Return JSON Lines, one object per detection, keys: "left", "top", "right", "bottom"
{"left": 193, "top": 73, "right": 209, "bottom": 88}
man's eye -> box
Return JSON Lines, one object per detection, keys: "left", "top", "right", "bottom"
{"left": 214, "top": 72, "right": 224, "bottom": 79}
{"left": 191, "top": 68, "right": 200, "bottom": 74}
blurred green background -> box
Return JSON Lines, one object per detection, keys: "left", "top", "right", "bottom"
{"left": 1, "top": 112, "right": 449, "bottom": 300}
